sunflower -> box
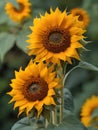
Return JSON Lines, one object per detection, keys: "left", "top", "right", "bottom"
{"left": 27, "top": 8, "right": 85, "bottom": 64}
{"left": 81, "top": 96, "right": 98, "bottom": 128}
{"left": 5, "top": 0, "right": 31, "bottom": 23}
{"left": 8, "top": 60, "right": 61, "bottom": 117}
{"left": 71, "top": 8, "right": 90, "bottom": 28}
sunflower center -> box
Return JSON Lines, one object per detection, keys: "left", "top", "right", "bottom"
{"left": 13, "top": 3, "right": 25, "bottom": 13}
{"left": 43, "top": 28, "right": 71, "bottom": 53}
{"left": 49, "top": 32, "right": 63, "bottom": 45}
{"left": 29, "top": 83, "right": 40, "bottom": 93}
{"left": 23, "top": 77, "right": 48, "bottom": 101}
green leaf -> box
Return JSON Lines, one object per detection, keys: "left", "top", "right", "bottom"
{"left": 78, "top": 61, "right": 98, "bottom": 71}
{"left": 0, "top": 78, "right": 9, "bottom": 92}
{"left": 88, "top": 126, "right": 96, "bottom": 130}
{"left": 11, "top": 117, "right": 45, "bottom": 130}
{"left": 74, "top": 80, "right": 98, "bottom": 115}
{"left": 16, "top": 29, "right": 31, "bottom": 53}
{"left": 64, "top": 88, "right": 74, "bottom": 112}
{"left": 47, "top": 123, "right": 68, "bottom": 130}
{"left": 11, "top": 117, "right": 37, "bottom": 130}
{"left": 63, "top": 60, "right": 98, "bottom": 86}
{"left": 11, "top": 117, "right": 31, "bottom": 130}
{"left": 0, "top": 32, "right": 15, "bottom": 61}
{"left": 82, "top": 0, "right": 92, "bottom": 9}
{"left": 0, "top": 1, "right": 8, "bottom": 24}
{"left": 47, "top": 111, "right": 87, "bottom": 130}
{"left": 15, "top": 126, "right": 36, "bottom": 130}
{"left": 63, "top": 110, "right": 87, "bottom": 130}
{"left": 63, "top": 65, "right": 78, "bottom": 85}
{"left": 54, "top": 124, "right": 68, "bottom": 130}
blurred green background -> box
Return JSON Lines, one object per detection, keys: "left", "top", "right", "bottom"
{"left": 0, "top": 0, "right": 98, "bottom": 130}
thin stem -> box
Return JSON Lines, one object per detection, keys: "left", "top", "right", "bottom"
{"left": 51, "top": 109, "right": 58, "bottom": 126}
{"left": 63, "top": 66, "right": 78, "bottom": 86}
{"left": 45, "top": 119, "right": 49, "bottom": 128}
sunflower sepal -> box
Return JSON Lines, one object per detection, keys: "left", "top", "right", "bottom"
{"left": 28, "top": 108, "right": 38, "bottom": 118}
{"left": 41, "top": 108, "right": 51, "bottom": 122}
{"left": 80, "top": 39, "right": 92, "bottom": 46}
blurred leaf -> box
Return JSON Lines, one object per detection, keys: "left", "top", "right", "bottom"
{"left": 0, "top": 32, "right": 15, "bottom": 61}
{"left": 0, "top": 1, "right": 8, "bottom": 24}
{"left": 0, "top": 78, "right": 9, "bottom": 92}
{"left": 65, "top": 68, "right": 88, "bottom": 89}
{"left": 31, "top": 0, "right": 58, "bottom": 10}
{"left": 14, "top": 126, "right": 36, "bottom": 130}
{"left": 0, "top": 24, "right": 9, "bottom": 32}
{"left": 88, "top": 126, "right": 96, "bottom": 130}
{"left": 11, "top": 117, "right": 45, "bottom": 130}
{"left": 82, "top": 0, "right": 92, "bottom": 9}
{"left": 64, "top": 88, "right": 74, "bottom": 112}
{"left": 11, "top": 117, "right": 35, "bottom": 130}
{"left": 74, "top": 80, "right": 98, "bottom": 115}
{"left": 0, "top": 95, "right": 13, "bottom": 120}
{"left": 88, "top": 22, "right": 98, "bottom": 40}
{"left": 63, "top": 110, "right": 87, "bottom": 130}
{"left": 5, "top": 46, "right": 29, "bottom": 68}
{"left": 63, "top": 65, "right": 78, "bottom": 85}
{"left": 78, "top": 61, "right": 98, "bottom": 71}
{"left": 47, "top": 123, "right": 68, "bottom": 130}
{"left": 47, "top": 110, "right": 87, "bottom": 130}
{"left": 33, "top": 9, "right": 45, "bottom": 18}
{"left": 16, "top": 29, "right": 31, "bottom": 53}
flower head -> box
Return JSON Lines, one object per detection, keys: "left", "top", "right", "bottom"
{"left": 5, "top": 0, "right": 31, "bottom": 23}
{"left": 71, "top": 8, "right": 90, "bottom": 28}
{"left": 81, "top": 96, "right": 98, "bottom": 128}
{"left": 27, "top": 8, "right": 85, "bottom": 64}
{"left": 8, "top": 60, "right": 61, "bottom": 117}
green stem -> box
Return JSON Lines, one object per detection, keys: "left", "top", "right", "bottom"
{"left": 51, "top": 109, "right": 58, "bottom": 126}
{"left": 45, "top": 119, "right": 49, "bottom": 128}
{"left": 63, "top": 66, "right": 78, "bottom": 86}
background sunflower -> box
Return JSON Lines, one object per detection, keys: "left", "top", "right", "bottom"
{"left": 71, "top": 8, "right": 90, "bottom": 28}
{"left": 81, "top": 96, "right": 98, "bottom": 128}
{"left": 5, "top": 0, "right": 31, "bottom": 23}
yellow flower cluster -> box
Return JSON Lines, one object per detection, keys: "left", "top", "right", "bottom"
{"left": 6, "top": 2, "right": 89, "bottom": 117}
